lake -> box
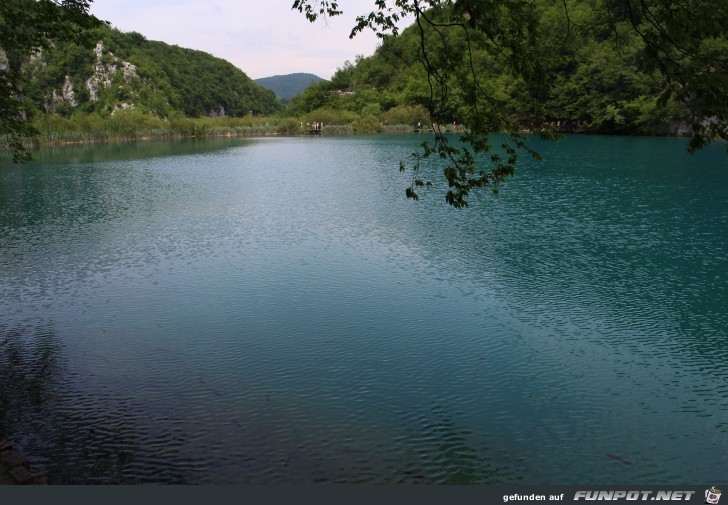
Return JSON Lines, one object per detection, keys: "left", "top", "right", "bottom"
{"left": 0, "top": 134, "right": 726, "bottom": 484}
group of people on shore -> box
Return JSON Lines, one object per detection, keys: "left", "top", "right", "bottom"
{"left": 304, "top": 121, "right": 324, "bottom": 131}
{"left": 413, "top": 120, "right": 459, "bottom": 132}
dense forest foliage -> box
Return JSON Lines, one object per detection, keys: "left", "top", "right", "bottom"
{"left": 19, "top": 25, "right": 280, "bottom": 129}
{"left": 286, "top": 0, "right": 713, "bottom": 137}
{"left": 5, "top": 0, "right": 725, "bottom": 148}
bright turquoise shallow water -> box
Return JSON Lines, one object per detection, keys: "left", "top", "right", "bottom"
{"left": 0, "top": 134, "right": 726, "bottom": 483}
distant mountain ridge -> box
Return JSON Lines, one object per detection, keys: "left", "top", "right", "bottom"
{"left": 254, "top": 73, "right": 324, "bottom": 101}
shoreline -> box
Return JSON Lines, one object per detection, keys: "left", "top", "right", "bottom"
{"left": 2, "top": 127, "right": 698, "bottom": 154}
{"left": 2, "top": 127, "right": 358, "bottom": 153}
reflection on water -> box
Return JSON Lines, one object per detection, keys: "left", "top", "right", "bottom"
{"left": 0, "top": 135, "right": 726, "bottom": 483}
{"left": 0, "top": 322, "right": 62, "bottom": 438}
{"left": 1, "top": 137, "right": 251, "bottom": 166}
{"left": 0, "top": 321, "right": 205, "bottom": 483}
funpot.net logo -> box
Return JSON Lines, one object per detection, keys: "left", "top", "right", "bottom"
{"left": 573, "top": 490, "right": 697, "bottom": 501}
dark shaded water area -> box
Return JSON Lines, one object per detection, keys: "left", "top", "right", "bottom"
{"left": 1, "top": 134, "right": 726, "bottom": 483}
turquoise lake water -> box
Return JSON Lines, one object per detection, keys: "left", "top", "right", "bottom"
{"left": 0, "top": 134, "right": 726, "bottom": 483}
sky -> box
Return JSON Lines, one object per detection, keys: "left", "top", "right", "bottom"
{"left": 90, "top": 0, "right": 412, "bottom": 80}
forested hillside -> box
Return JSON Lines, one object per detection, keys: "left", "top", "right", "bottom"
{"left": 286, "top": 0, "right": 718, "bottom": 136}
{"left": 10, "top": 0, "right": 725, "bottom": 147}
{"left": 22, "top": 25, "right": 281, "bottom": 123}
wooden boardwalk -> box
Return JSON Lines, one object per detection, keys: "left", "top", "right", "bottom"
{"left": 0, "top": 439, "right": 41, "bottom": 485}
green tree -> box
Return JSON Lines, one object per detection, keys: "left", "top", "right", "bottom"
{"left": 1, "top": 0, "right": 105, "bottom": 161}
{"left": 293, "top": 0, "right": 727, "bottom": 207}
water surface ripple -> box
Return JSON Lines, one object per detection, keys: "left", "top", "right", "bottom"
{"left": 1, "top": 135, "right": 726, "bottom": 483}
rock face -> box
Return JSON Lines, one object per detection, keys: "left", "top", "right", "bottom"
{"left": 121, "top": 61, "right": 138, "bottom": 84}
{"left": 42, "top": 40, "right": 142, "bottom": 113}
{"left": 45, "top": 75, "right": 77, "bottom": 112}
{"left": 85, "top": 42, "right": 115, "bottom": 102}
{"left": 209, "top": 106, "right": 226, "bottom": 118}
{"left": 84, "top": 41, "right": 138, "bottom": 103}
{"left": 0, "top": 48, "right": 8, "bottom": 73}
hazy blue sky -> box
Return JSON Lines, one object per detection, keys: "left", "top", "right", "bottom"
{"left": 90, "top": 0, "right": 411, "bottom": 80}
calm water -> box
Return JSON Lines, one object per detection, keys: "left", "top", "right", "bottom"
{"left": 0, "top": 134, "right": 726, "bottom": 484}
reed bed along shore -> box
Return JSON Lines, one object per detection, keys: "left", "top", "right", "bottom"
{"left": 1, "top": 117, "right": 433, "bottom": 154}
